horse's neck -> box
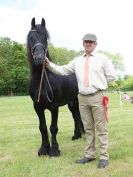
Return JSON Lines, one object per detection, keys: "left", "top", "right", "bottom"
{"left": 28, "top": 55, "right": 43, "bottom": 79}
{"left": 31, "top": 65, "right": 43, "bottom": 79}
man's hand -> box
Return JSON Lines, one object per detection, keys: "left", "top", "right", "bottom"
{"left": 44, "top": 57, "right": 50, "bottom": 67}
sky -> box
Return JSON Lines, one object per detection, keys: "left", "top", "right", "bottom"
{"left": 0, "top": 0, "right": 133, "bottom": 75}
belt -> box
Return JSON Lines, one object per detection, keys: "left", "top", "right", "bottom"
{"left": 79, "top": 90, "right": 103, "bottom": 96}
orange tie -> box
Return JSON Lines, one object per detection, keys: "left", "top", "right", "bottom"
{"left": 83, "top": 56, "right": 89, "bottom": 87}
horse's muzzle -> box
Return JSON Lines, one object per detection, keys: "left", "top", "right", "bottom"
{"left": 34, "top": 57, "right": 44, "bottom": 65}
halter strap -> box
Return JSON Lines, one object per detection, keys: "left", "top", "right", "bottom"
{"left": 31, "top": 43, "right": 45, "bottom": 53}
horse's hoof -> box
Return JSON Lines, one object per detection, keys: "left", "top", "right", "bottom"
{"left": 72, "top": 134, "right": 81, "bottom": 140}
{"left": 49, "top": 147, "right": 61, "bottom": 157}
{"left": 38, "top": 152, "right": 47, "bottom": 156}
{"left": 38, "top": 150, "right": 48, "bottom": 156}
{"left": 38, "top": 147, "right": 50, "bottom": 156}
{"left": 49, "top": 151, "right": 61, "bottom": 157}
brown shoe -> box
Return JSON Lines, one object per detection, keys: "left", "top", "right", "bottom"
{"left": 75, "top": 157, "right": 95, "bottom": 164}
{"left": 98, "top": 159, "right": 109, "bottom": 168}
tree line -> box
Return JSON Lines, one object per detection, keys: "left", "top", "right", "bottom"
{"left": 0, "top": 37, "right": 133, "bottom": 96}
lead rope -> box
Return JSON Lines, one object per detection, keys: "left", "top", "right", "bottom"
{"left": 44, "top": 68, "right": 54, "bottom": 102}
{"left": 37, "top": 57, "right": 54, "bottom": 102}
{"left": 37, "top": 63, "right": 45, "bottom": 102}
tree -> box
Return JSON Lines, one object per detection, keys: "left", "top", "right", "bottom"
{"left": 119, "top": 75, "right": 133, "bottom": 91}
{"left": 0, "top": 37, "right": 132, "bottom": 95}
{"left": 0, "top": 37, "right": 13, "bottom": 95}
{"left": 10, "top": 42, "right": 29, "bottom": 94}
{"left": 98, "top": 50, "right": 125, "bottom": 75}
{"left": 0, "top": 37, "right": 29, "bottom": 95}
{"left": 48, "top": 44, "right": 79, "bottom": 65}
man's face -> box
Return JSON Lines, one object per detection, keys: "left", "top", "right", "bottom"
{"left": 83, "top": 40, "right": 97, "bottom": 53}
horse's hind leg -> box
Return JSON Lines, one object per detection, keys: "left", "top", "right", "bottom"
{"left": 49, "top": 107, "right": 60, "bottom": 157}
{"left": 34, "top": 103, "right": 50, "bottom": 156}
{"left": 68, "top": 99, "right": 84, "bottom": 140}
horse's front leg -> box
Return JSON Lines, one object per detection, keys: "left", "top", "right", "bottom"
{"left": 34, "top": 103, "right": 50, "bottom": 156}
{"left": 49, "top": 107, "right": 60, "bottom": 157}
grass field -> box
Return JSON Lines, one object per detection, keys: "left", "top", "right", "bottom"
{"left": 0, "top": 93, "right": 133, "bottom": 177}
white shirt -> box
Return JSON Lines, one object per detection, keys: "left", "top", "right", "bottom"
{"left": 48, "top": 52, "right": 117, "bottom": 95}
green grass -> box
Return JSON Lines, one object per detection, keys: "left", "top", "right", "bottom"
{"left": 0, "top": 93, "right": 133, "bottom": 177}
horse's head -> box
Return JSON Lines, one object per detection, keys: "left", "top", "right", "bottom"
{"left": 27, "top": 17, "right": 49, "bottom": 66}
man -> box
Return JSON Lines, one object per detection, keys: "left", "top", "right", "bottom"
{"left": 45, "top": 33, "right": 116, "bottom": 168}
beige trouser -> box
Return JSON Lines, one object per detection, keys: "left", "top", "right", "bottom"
{"left": 78, "top": 91, "right": 109, "bottom": 160}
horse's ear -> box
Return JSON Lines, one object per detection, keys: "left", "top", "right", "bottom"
{"left": 41, "top": 18, "right": 45, "bottom": 27}
{"left": 31, "top": 17, "right": 36, "bottom": 29}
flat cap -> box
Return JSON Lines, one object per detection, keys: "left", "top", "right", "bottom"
{"left": 82, "top": 33, "right": 97, "bottom": 41}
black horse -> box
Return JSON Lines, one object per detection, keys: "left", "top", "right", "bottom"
{"left": 27, "top": 17, "right": 84, "bottom": 157}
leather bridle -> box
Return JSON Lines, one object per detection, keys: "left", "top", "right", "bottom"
{"left": 29, "top": 38, "right": 53, "bottom": 103}
{"left": 31, "top": 43, "right": 45, "bottom": 55}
